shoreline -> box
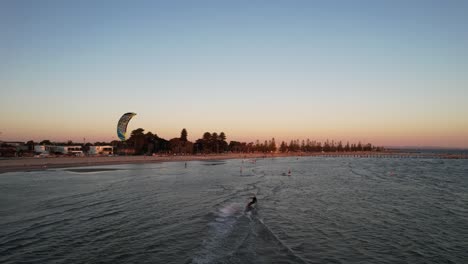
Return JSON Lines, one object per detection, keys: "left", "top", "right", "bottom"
{"left": 1, "top": 151, "right": 467, "bottom": 174}
{"left": 0, "top": 153, "right": 266, "bottom": 174}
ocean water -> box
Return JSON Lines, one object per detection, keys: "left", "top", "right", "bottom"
{"left": 0, "top": 157, "right": 467, "bottom": 264}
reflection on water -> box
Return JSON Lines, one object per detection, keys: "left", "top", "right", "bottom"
{"left": 1, "top": 157, "right": 467, "bottom": 263}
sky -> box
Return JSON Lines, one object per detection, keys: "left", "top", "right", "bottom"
{"left": 1, "top": 0, "right": 468, "bottom": 147}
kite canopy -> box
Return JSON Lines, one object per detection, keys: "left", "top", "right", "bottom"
{"left": 117, "top": 112, "right": 136, "bottom": 141}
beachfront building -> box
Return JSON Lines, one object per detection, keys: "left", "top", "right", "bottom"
{"left": 0, "top": 142, "right": 24, "bottom": 157}
{"left": 34, "top": 145, "right": 50, "bottom": 153}
{"left": 44, "top": 145, "right": 84, "bottom": 156}
{"left": 3, "top": 141, "right": 28, "bottom": 151}
{"left": 88, "top": 146, "right": 113, "bottom": 155}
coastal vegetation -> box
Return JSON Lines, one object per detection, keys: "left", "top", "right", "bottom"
{"left": 1, "top": 128, "right": 384, "bottom": 157}
{"left": 109, "top": 128, "right": 384, "bottom": 155}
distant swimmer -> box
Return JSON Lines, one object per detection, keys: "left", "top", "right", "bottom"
{"left": 246, "top": 196, "right": 257, "bottom": 211}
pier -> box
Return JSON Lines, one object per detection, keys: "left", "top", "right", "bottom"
{"left": 305, "top": 152, "right": 468, "bottom": 160}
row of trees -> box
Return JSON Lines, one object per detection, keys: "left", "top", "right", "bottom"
{"left": 228, "top": 139, "right": 277, "bottom": 153}
{"left": 119, "top": 128, "right": 230, "bottom": 155}
{"left": 24, "top": 128, "right": 384, "bottom": 155}
{"left": 121, "top": 128, "right": 384, "bottom": 155}
{"left": 194, "top": 132, "right": 228, "bottom": 153}
{"left": 278, "top": 139, "right": 383, "bottom": 153}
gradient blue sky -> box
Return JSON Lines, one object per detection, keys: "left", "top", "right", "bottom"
{"left": 1, "top": 1, "right": 468, "bottom": 147}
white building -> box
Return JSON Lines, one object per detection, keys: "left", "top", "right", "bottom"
{"left": 56, "top": 146, "right": 84, "bottom": 156}
{"left": 34, "top": 145, "right": 49, "bottom": 153}
{"left": 89, "top": 146, "right": 113, "bottom": 155}
{"left": 37, "top": 145, "right": 84, "bottom": 156}
{"left": 35, "top": 145, "right": 84, "bottom": 155}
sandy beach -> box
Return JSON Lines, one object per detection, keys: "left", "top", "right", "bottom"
{"left": 0, "top": 153, "right": 272, "bottom": 174}
{"left": 1, "top": 151, "right": 466, "bottom": 174}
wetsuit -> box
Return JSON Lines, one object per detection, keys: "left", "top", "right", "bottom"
{"left": 247, "top": 197, "right": 257, "bottom": 208}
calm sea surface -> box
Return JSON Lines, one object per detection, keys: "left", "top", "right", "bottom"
{"left": 1, "top": 157, "right": 467, "bottom": 264}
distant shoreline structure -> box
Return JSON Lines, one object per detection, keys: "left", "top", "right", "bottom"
{"left": 1, "top": 151, "right": 467, "bottom": 174}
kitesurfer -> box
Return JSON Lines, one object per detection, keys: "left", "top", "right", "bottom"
{"left": 246, "top": 196, "right": 257, "bottom": 209}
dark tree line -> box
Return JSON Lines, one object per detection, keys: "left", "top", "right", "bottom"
{"left": 28, "top": 129, "right": 384, "bottom": 156}
{"left": 114, "top": 128, "right": 170, "bottom": 155}
{"left": 277, "top": 139, "right": 383, "bottom": 153}
{"left": 194, "top": 132, "right": 228, "bottom": 154}
{"left": 116, "top": 128, "right": 230, "bottom": 155}
{"left": 228, "top": 138, "right": 277, "bottom": 153}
